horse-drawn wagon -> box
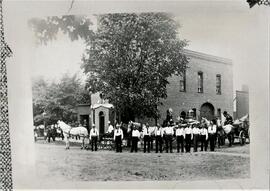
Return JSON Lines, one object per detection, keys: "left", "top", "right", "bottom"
{"left": 232, "top": 114, "right": 250, "bottom": 145}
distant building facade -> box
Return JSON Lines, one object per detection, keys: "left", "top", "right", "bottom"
{"left": 78, "top": 49, "right": 234, "bottom": 128}
{"left": 157, "top": 49, "right": 234, "bottom": 123}
{"left": 235, "top": 85, "right": 249, "bottom": 119}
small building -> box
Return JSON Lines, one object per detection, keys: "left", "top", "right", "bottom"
{"left": 90, "top": 102, "right": 115, "bottom": 134}
{"left": 235, "top": 85, "right": 249, "bottom": 119}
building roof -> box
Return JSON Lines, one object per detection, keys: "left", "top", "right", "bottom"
{"left": 91, "top": 103, "right": 114, "bottom": 109}
{"left": 183, "top": 49, "right": 232, "bottom": 65}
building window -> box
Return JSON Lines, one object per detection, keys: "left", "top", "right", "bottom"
{"left": 216, "top": 74, "right": 221, "bottom": 95}
{"left": 198, "top": 72, "right": 203, "bottom": 93}
{"left": 180, "top": 72, "right": 186, "bottom": 92}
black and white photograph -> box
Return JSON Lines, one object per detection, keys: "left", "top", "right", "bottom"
{"left": 1, "top": 0, "right": 269, "bottom": 190}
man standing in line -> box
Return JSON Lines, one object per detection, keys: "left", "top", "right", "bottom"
{"left": 184, "top": 123, "right": 193, "bottom": 153}
{"left": 208, "top": 120, "right": 217, "bottom": 151}
{"left": 131, "top": 124, "right": 140, "bottom": 153}
{"left": 90, "top": 124, "right": 99, "bottom": 151}
{"left": 143, "top": 123, "right": 151, "bottom": 153}
{"left": 155, "top": 124, "right": 163, "bottom": 153}
{"left": 192, "top": 123, "right": 200, "bottom": 152}
{"left": 114, "top": 123, "right": 123, "bottom": 153}
{"left": 200, "top": 123, "right": 208, "bottom": 151}
{"left": 164, "top": 121, "right": 174, "bottom": 153}
{"left": 176, "top": 123, "right": 185, "bottom": 153}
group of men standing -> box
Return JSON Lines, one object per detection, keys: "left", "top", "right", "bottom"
{"left": 87, "top": 111, "right": 233, "bottom": 153}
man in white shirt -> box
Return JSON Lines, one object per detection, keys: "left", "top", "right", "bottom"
{"left": 114, "top": 123, "right": 123, "bottom": 153}
{"left": 184, "top": 123, "right": 193, "bottom": 153}
{"left": 143, "top": 123, "right": 151, "bottom": 153}
{"left": 164, "top": 122, "right": 174, "bottom": 153}
{"left": 200, "top": 123, "right": 208, "bottom": 151}
{"left": 155, "top": 124, "right": 163, "bottom": 153}
{"left": 131, "top": 124, "right": 140, "bottom": 153}
{"left": 192, "top": 123, "right": 200, "bottom": 152}
{"left": 176, "top": 123, "right": 185, "bottom": 153}
{"left": 90, "top": 124, "right": 99, "bottom": 151}
{"left": 107, "top": 121, "right": 114, "bottom": 135}
{"left": 208, "top": 119, "right": 217, "bottom": 151}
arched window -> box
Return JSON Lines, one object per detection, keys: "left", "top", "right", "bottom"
{"left": 180, "top": 111, "right": 186, "bottom": 119}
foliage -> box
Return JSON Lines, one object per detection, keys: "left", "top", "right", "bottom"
{"left": 32, "top": 74, "right": 90, "bottom": 126}
{"left": 82, "top": 13, "right": 189, "bottom": 122}
{"left": 28, "top": 15, "right": 94, "bottom": 44}
{"left": 29, "top": 13, "right": 189, "bottom": 123}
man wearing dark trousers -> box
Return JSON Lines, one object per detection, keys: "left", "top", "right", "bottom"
{"left": 114, "top": 123, "right": 123, "bottom": 153}
{"left": 155, "top": 124, "right": 163, "bottom": 153}
{"left": 143, "top": 123, "right": 151, "bottom": 153}
{"left": 184, "top": 123, "right": 193, "bottom": 152}
{"left": 164, "top": 122, "right": 174, "bottom": 153}
{"left": 176, "top": 123, "right": 185, "bottom": 153}
{"left": 131, "top": 125, "right": 140, "bottom": 153}
{"left": 90, "top": 124, "right": 99, "bottom": 151}
{"left": 208, "top": 120, "right": 217, "bottom": 151}
{"left": 200, "top": 124, "right": 208, "bottom": 151}
{"left": 192, "top": 123, "right": 200, "bottom": 152}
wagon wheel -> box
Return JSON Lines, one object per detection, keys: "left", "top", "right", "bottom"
{"left": 239, "top": 130, "right": 246, "bottom": 145}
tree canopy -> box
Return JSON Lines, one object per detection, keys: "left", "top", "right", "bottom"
{"left": 29, "top": 13, "right": 189, "bottom": 123}
{"left": 82, "top": 13, "right": 188, "bottom": 122}
{"left": 32, "top": 74, "right": 90, "bottom": 126}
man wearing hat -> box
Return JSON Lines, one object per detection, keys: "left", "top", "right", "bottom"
{"left": 200, "top": 123, "right": 208, "bottom": 151}
{"left": 143, "top": 123, "right": 151, "bottom": 153}
{"left": 90, "top": 124, "right": 99, "bottom": 151}
{"left": 176, "top": 123, "right": 185, "bottom": 153}
{"left": 131, "top": 123, "right": 140, "bottom": 153}
{"left": 223, "top": 111, "right": 233, "bottom": 126}
{"left": 114, "top": 123, "right": 123, "bottom": 152}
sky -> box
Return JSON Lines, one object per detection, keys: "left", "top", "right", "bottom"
{"left": 5, "top": 0, "right": 269, "bottom": 93}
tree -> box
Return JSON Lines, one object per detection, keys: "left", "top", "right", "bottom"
{"left": 29, "top": 13, "right": 189, "bottom": 123}
{"left": 82, "top": 13, "right": 188, "bottom": 123}
{"left": 32, "top": 74, "right": 91, "bottom": 125}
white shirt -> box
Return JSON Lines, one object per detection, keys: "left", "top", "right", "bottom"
{"left": 114, "top": 128, "right": 123, "bottom": 140}
{"left": 164, "top": 126, "right": 174, "bottom": 135}
{"left": 208, "top": 125, "right": 217, "bottom": 134}
{"left": 132, "top": 129, "right": 140, "bottom": 137}
{"left": 155, "top": 128, "right": 163, "bottom": 136}
{"left": 143, "top": 127, "right": 151, "bottom": 136}
{"left": 90, "top": 128, "right": 99, "bottom": 138}
{"left": 107, "top": 125, "right": 114, "bottom": 133}
{"left": 176, "top": 128, "right": 185, "bottom": 137}
{"left": 192, "top": 127, "right": 200, "bottom": 135}
{"left": 184, "top": 127, "right": 192, "bottom": 134}
{"left": 200, "top": 128, "right": 208, "bottom": 140}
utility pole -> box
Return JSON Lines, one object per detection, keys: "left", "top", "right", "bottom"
{"left": 0, "top": 0, "right": 13, "bottom": 190}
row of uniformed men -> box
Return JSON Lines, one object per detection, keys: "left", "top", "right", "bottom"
{"left": 88, "top": 120, "right": 217, "bottom": 153}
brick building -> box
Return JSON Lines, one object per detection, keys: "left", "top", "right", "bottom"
{"left": 157, "top": 49, "right": 234, "bottom": 123}
{"left": 78, "top": 49, "right": 234, "bottom": 130}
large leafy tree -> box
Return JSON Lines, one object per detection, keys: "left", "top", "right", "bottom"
{"left": 82, "top": 13, "right": 188, "bottom": 122}
{"left": 32, "top": 74, "right": 91, "bottom": 126}
{"left": 29, "top": 13, "right": 189, "bottom": 123}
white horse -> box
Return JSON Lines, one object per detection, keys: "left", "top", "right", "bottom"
{"left": 57, "top": 120, "right": 88, "bottom": 149}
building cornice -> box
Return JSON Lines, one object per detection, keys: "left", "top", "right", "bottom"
{"left": 183, "top": 49, "right": 233, "bottom": 66}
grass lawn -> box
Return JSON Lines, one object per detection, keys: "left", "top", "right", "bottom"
{"left": 35, "top": 142, "right": 250, "bottom": 182}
